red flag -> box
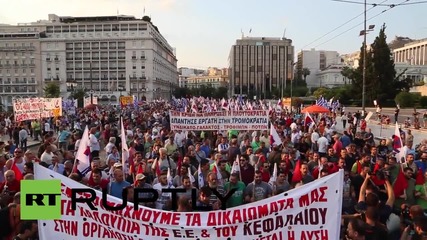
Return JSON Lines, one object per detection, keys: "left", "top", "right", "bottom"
{"left": 371, "top": 163, "right": 386, "bottom": 186}
{"left": 292, "top": 160, "right": 302, "bottom": 183}
{"left": 416, "top": 168, "right": 425, "bottom": 185}
{"left": 393, "top": 168, "right": 408, "bottom": 197}
{"left": 11, "top": 160, "right": 23, "bottom": 181}
{"left": 212, "top": 164, "right": 218, "bottom": 174}
{"left": 176, "top": 157, "right": 182, "bottom": 176}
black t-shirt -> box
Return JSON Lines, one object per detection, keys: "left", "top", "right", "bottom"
{"left": 351, "top": 175, "right": 364, "bottom": 200}
{"left": 356, "top": 201, "right": 393, "bottom": 225}
{"left": 0, "top": 205, "right": 13, "bottom": 238}
{"left": 365, "top": 223, "right": 388, "bottom": 240}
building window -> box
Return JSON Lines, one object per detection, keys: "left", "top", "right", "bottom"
{"left": 31, "top": 69, "right": 34, "bottom": 73}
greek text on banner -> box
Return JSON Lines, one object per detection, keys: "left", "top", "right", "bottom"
{"left": 13, "top": 98, "right": 62, "bottom": 122}
{"left": 34, "top": 164, "right": 343, "bottom": 240}
{"left": 169, "top": 110, "right": 270, "bottom": 131}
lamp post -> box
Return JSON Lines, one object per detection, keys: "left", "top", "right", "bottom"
{"left": 89, "top": 62, "right": 93, "bottom": 105}
{"left": 360, "top": 0, "right": 375, "bottom": 116}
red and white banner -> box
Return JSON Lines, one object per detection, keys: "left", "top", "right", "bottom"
{"left": 13, "top": 97, "right": 62, "bottom": 122}
{"left": 34, "top": 164, "right": 343, "bottom": 240}
{"left": 169, "top": 110, "right": 270, "bottom": 131}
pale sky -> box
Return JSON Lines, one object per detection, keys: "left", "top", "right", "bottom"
{"left": 0, "top": 0, "right": 425, "bottom": 69}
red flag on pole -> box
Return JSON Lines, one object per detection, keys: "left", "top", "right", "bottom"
{"left": 291, "top": 160, "right": 302, "bottom": 183}
{"left": 393, "top": 167, "right": 408, "bottom": 197}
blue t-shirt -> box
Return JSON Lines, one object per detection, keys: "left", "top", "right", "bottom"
{"left": 109, "top": 181, "right": 131, "bottom": 199}
{"left": 415, "top": 160, "right": 427, "bottom": 174}
{"left": 58, "top": 131, "right": 70, "bottom": 143}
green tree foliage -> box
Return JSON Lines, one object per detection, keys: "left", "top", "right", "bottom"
{"left": 70, "top": 88, "right": 87, "bottom": 108}
{"left": 44, "top": 82, "right": 60, "bottom": 98}
{"left": 302, "top": 68, "right": 311, "bottom": 81}
{"left": 395, "top": 92, "right": 418, "bottom": 108}
{"left": 370, "top": 24, "right": 397, "bottom": 102}
{"left": 345, "top": 24, "right": 398, "bottom": 105}
{"left": 419, "top": 96, "right": 427, "bottom": 108}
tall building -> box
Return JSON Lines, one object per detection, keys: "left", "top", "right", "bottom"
{"left": 0, "top": 13, "right": 178, "bottom": 108}
{"left": 228, "top": 37, "right": 294, "bottom": 98}
{"left": 393, "top": 38, "right": 427, "bottom": 65}
{"left": 0, "top": 25, "right": 45, "bottom": 110}
{"left": 296, "top": 49, "right": 341, "bottom": 88}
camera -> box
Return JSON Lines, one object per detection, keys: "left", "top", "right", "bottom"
{"left": 370, "top": 168, "right": 390, "bottom": 180}
{"left": 401, "top": 206, "right": 413, "bottom": 226}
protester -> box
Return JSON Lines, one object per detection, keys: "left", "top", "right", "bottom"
{"left": 1, "top": 97, "right": 427, "bottom": 239}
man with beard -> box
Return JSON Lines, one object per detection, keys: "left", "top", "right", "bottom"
{"left": 244, "top": 171, "right": 272, "bottom": 203}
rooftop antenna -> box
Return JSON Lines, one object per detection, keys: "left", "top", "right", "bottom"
{"left": 241, "top": 28, "right": 244, "bottom": 39}
{"left": 143, "top": 6, "right": 146, "bottom": 16}
{"left": 282, "top": 28, "right": 287, "bottom": 39}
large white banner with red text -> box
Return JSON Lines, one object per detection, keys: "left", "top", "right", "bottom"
{"left": 34, "top": 164, "right": 343, "bottom": 240}
{"left": 169, "top": 110, "right": 270, "bottom": 131}
{"left": 13, "top": 97, "right": 62, "bottom": 122}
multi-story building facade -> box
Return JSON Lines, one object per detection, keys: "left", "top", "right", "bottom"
{"left": 0, "top": 25, "right": 45, "bottom": 110}
{"left": 297, "top": 48, "right": 341, "bottom": 88}
{"left": 228, "top": 37, "right": 294, "bottom": 98}
{"left": 186, "top": 67, "right": 228, "bottom": 89}
{"left": 178, "top": 67, "right": 205, "bottom": 88}
{"left": 0, "top": 14, "right": 178, "bottom": 107}
{"left": 393, "top": 38, "right": 427, "bottom": 65}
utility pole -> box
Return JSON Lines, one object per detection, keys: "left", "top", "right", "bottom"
{"left": 362, "top": 0, "right": 367, "bottom": 116}
{"left": 90, "top": 62, "right": 93, "bottom": 105}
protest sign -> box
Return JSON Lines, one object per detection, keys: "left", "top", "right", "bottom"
{"left": 169, "top": 110, "right": 270, "bottom": 131}
{"left": 13, "top": 97, "right": 62, "bottom": 122}
{"left": 84, "top": 97, "right": 98, "bottom": 107}
{"left": 33, "top": 163, "right": 343, "bottom": 240}
{"left": 120, "top": 96, "right": 134, "bottom": 107}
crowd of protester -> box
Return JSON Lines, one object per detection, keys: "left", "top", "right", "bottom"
{"left": 0, "top": 99, "right": 426, "bottom": 240}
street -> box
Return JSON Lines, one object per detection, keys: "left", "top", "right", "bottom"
{"left": 344, "top": 106, "right": 427, "bottom": 125}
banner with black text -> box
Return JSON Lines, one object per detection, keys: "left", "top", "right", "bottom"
{"left": 169, "top": 110, "right": 270, "bottom": 131}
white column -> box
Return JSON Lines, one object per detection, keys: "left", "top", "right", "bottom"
{"left": 416, "top": 46, "right": 421, "bottom": 65}
{"left": 423, "top": 44, "right": 426, "bottom": 65}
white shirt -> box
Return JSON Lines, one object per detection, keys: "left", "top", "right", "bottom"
{"left": 89, "top": 134, "right": 100, "bottom": 151}
{"left": 291, "top": 131, "right": 301, "bottom": 144}
{"left": 174, "top": 132, "right": 186, "bottom": 148}
{"left": 104, "top": 142, "right": 115, "bottom": 154}
{"left": 44, "top": 122, "right": 51, "bottom": 132}
{"left": 317, "top": 136, "right": 329, "bottom": 153}
{"left": 311, "top": 131, "right": 320, "bottom": 143}
{"left": 259, "top": 136, "right": 270, "bottom": 148}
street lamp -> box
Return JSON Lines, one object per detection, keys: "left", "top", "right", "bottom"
{"left": 359, "top": 0, "right": 375, "bottom": 115}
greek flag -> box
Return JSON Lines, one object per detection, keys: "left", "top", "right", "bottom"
{"left": 316, "top": 97, "right": 328, "bottom": 108}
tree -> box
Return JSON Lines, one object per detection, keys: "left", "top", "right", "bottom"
{"left": 70, "top": 88, "right": 87, "bottom": 108}
{"left": 340, "top": 66, "right": 354, "bottom": 84}
{"left": 370, "top": 24, "right": 397, "bottom": 103}
{"left": 44, "top": 82, "right": 60, "bottom": 98}
{"left": 302, "top": 68, "right": 311, "bottom": 82}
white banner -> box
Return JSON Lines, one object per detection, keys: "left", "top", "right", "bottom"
{"left": 84, "top": 97, "right": 98, "bottom": 107}
{"left": 169, "top": 110, "right": 270, "bottom": 131}
{"left": 34, "top": 164, "right": 343, "bottom": 240}
{"left": 13, "top": 97, "right": 62, "bottom": 122}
